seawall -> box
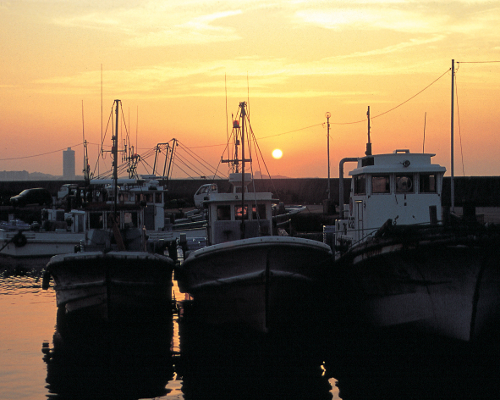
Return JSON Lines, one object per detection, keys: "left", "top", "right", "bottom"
{"left": 1, "top": 177, "right": 499, "bottom": 207}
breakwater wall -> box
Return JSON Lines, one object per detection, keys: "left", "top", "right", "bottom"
{"left": 1, "top": 177, "right": 499, "bottom": 208}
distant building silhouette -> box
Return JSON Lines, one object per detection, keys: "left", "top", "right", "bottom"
{"left": 0, "top": 170, "right": 30, "bottom": 180}
{"left": 63, "top": 147, "right": 75, "bottom": 180}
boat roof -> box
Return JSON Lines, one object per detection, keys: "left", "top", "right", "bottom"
{"left": 349, "top": 150, "right": 446, "bottom": 176}
{"left": 204, "top": 191, "right": 275, "bottom": 204}
{"left": 47, "top": 251, "right": 173, "bottom": 266}
{"left": 186, "top": 236, "right": 332, "bottom": 259}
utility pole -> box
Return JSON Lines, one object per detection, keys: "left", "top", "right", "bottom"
{"left": 326, "top": 112, "right": 331, "bottom": 200}
{"left": 451, "top": 59, "right": 455, "bottom": 212}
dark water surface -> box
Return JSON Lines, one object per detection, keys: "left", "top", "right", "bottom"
{"left": 1, "top": 261, "right": 499, "bottom": 399}
{"left": 0, "top": 263, "right": 339, "bottom": 399}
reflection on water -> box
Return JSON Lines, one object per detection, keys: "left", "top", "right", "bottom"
{"left": 2, "top": 263, "right": 500, "bottom": 399}
{"left": 43, "top": 307, "right": 175, "bottom": 399}
{"left": 177, "top": 300, "right": 333, "bottom": 400}
{"left": 325, "top": 323, "right": 500, "bottom": 400}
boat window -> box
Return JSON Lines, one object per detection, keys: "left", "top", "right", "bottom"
{"left": 89, "top": 212, "right": 104, "bottom": 229}
{"left": 123, "top": 212, "right": 138, "bottom": 227}
{"left": 217, "top": 205, "right": 231, "bottom": 220}
{"left": 107, "top": 213, "right": 119, "bottom": 228}
{"left": 372, "top": 175, "right": 390, "bottom": 194}
{"left": 396, "top": 175, "right": 414, "bottom": 193}
{"left": 252, "top": 204, "right": 267, "bottom": 219}
{"left": 235, "top": 205, "right": 249, "bottom": 220}
{"left": 354, "top": 175, "right": 366, "bottom": 195}
{"left": 420, "top": 174, "right": 437, "bottom": 193}
{"left": 56, "top": 210, "right": 65, "bottom": 222}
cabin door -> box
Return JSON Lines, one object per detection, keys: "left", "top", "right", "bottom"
{"left": 144, "top": 205, "right": 155, "bottom": 230}
{"left": 355, "top": 200, "right": 364, "bottom": 241}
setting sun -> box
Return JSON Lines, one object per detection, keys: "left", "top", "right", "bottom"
{"left": 272, "top": 149, "right": 283, "bottom": 159}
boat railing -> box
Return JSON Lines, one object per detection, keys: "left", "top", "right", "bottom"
{"left": 212, "top": 220, "right": 271, "bottom": 244}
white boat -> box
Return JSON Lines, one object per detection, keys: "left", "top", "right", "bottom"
{"left": 176, "top": 102, "right": 333, "bottom": 333}
{"left": 42, "top": 100, "right": 175, "bottom": 321}
{"left": 0, "top": 175, "right": 206, "bottom": 260}
{"left": 0, "top": 209, "right": 86, "bottom": 259}
{"left": 332, "top": 147, "right": 500, "bottom": 342}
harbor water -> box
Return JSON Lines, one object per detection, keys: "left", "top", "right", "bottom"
{"left": 1, "top": 259, "right": 498, "bottom": 399}
{"left": 0, "top": 262, "right": 340, "bottom": 400}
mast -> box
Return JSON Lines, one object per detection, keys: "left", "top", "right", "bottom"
{"left": 221, "top": 102, "right": 250, "bottom": 239}
{"left": 240, "top": 101, "right": 246, "bottom": 239}
{"left": 451, "top": 59, "right": 455, "bottom": 212}
{"left": 113, "top": 100, "right": 120, "bottom": 219}
{"left": 326, "top": 112, "right": 331, "bottom": 200}
{"left": 82, "top": 100, "right": 90, "bottom": 185}
{"left": 109, "top": 99, "right": 126, "bottom": 250}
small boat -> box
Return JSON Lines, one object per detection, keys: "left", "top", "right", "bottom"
{"left": 43, "top": 249, "right": 174, "bottom": 320}
{"left": 0, "top": 209, "right": 87, "bottom": 259}
{"left": 2, "top": 138, "right": 206, "bottom": 263}
{"left": 176, "top": 102, "right": 333, "bottom": 333}
{"left": 332, "top": 146, "right": 500, "bottom": 342}
{"left": 42, "top": 100, "right": 175, "bottom": 322}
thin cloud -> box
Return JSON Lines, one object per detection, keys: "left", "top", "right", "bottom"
{"left": 295, "top": 7, "right": 449, "bottom": 33}
{"left": 31, "top": 54, "right": 439, "bottom": 99}
{"left": 52, "top": 4, "right": 243, "bottom": 47}
{"left": 126, "top": 11, "right": 242, "bottom": 47}
{"left": 330, "top": 36, "right": 446, "bottom": 61}
{"left": 294, "top": 3, "right": 500, "bottom": 36}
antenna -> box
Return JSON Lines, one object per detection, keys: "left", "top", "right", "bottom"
{"left": 366, "top": 106, "right": 372, "bottom": 156}
{"left": 247, "top": 72, "right": 250, "bottom": 117}
{"left": 423, "top": 112, "right": 427, "bottom": 153}
{"left": 82, "top": 100, "right": 91, "bottom": 183}
{"left": 82, "top": 100, "right": 85, "bottom": 143}
{"left": 225, "top": 73, "right": 229, "bottom": 163}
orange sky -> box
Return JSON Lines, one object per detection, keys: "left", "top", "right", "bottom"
{"left": 1, "top": 1, "right": 500, "bottom": 178}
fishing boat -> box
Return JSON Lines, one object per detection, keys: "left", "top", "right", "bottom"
{"left": 0, "top": 208, "right": 86, "bottom": 259}
{"left": 1, "top": 135, "right": 205, "bottom": 263}
{"left": 175, "top": 102, "right": 333, "bottom": 333}
{"left": 42, "top": 100, "right": 175, "bottom": 321}
{"left": 332, "top": 144, "right": 500, "bottom": 343}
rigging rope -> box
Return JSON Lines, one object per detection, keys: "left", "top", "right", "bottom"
{"left": 454, "top": 74, "right": 466, "bottom": 176}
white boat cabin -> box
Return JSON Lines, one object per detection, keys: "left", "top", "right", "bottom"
{"left": 203, "top": 173, "right": 275, "bottom": 245}
{"left": 194, "top": 183, "right": 218, "bottom": 208}
{"left": 42, "top": 208, "right": 87, "bottom": 233}
{"left": 90, "top": 177, "right": 166, "bottom": 231}
{"left": 335, "top": 150, "right": 446, "bottom": 250}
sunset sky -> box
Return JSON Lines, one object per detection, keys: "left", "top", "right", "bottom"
{"left": 1, "top": 0, "right": 500, "bottom": 179}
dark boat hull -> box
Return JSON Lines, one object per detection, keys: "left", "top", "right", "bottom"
{"left": 333, "top": 229, "right": 500, "bottom": 342}
{"left": 44, "top": 251, "right": 174, "bottom": 321}
{"left": 176, "top": 236, "right": 333, "bottom": 333}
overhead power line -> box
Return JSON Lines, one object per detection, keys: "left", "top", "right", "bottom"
{"left": 0, "top": 143, "right": 83, "bottom": 161}
{"left": 457, "top": 61, "right": 500, "bottom": 64}
{"left": 0, "top": 67, "right": 459, "bottom": 159}
{"left": 330, "top": 68, "right": 451, "bottom": 125}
